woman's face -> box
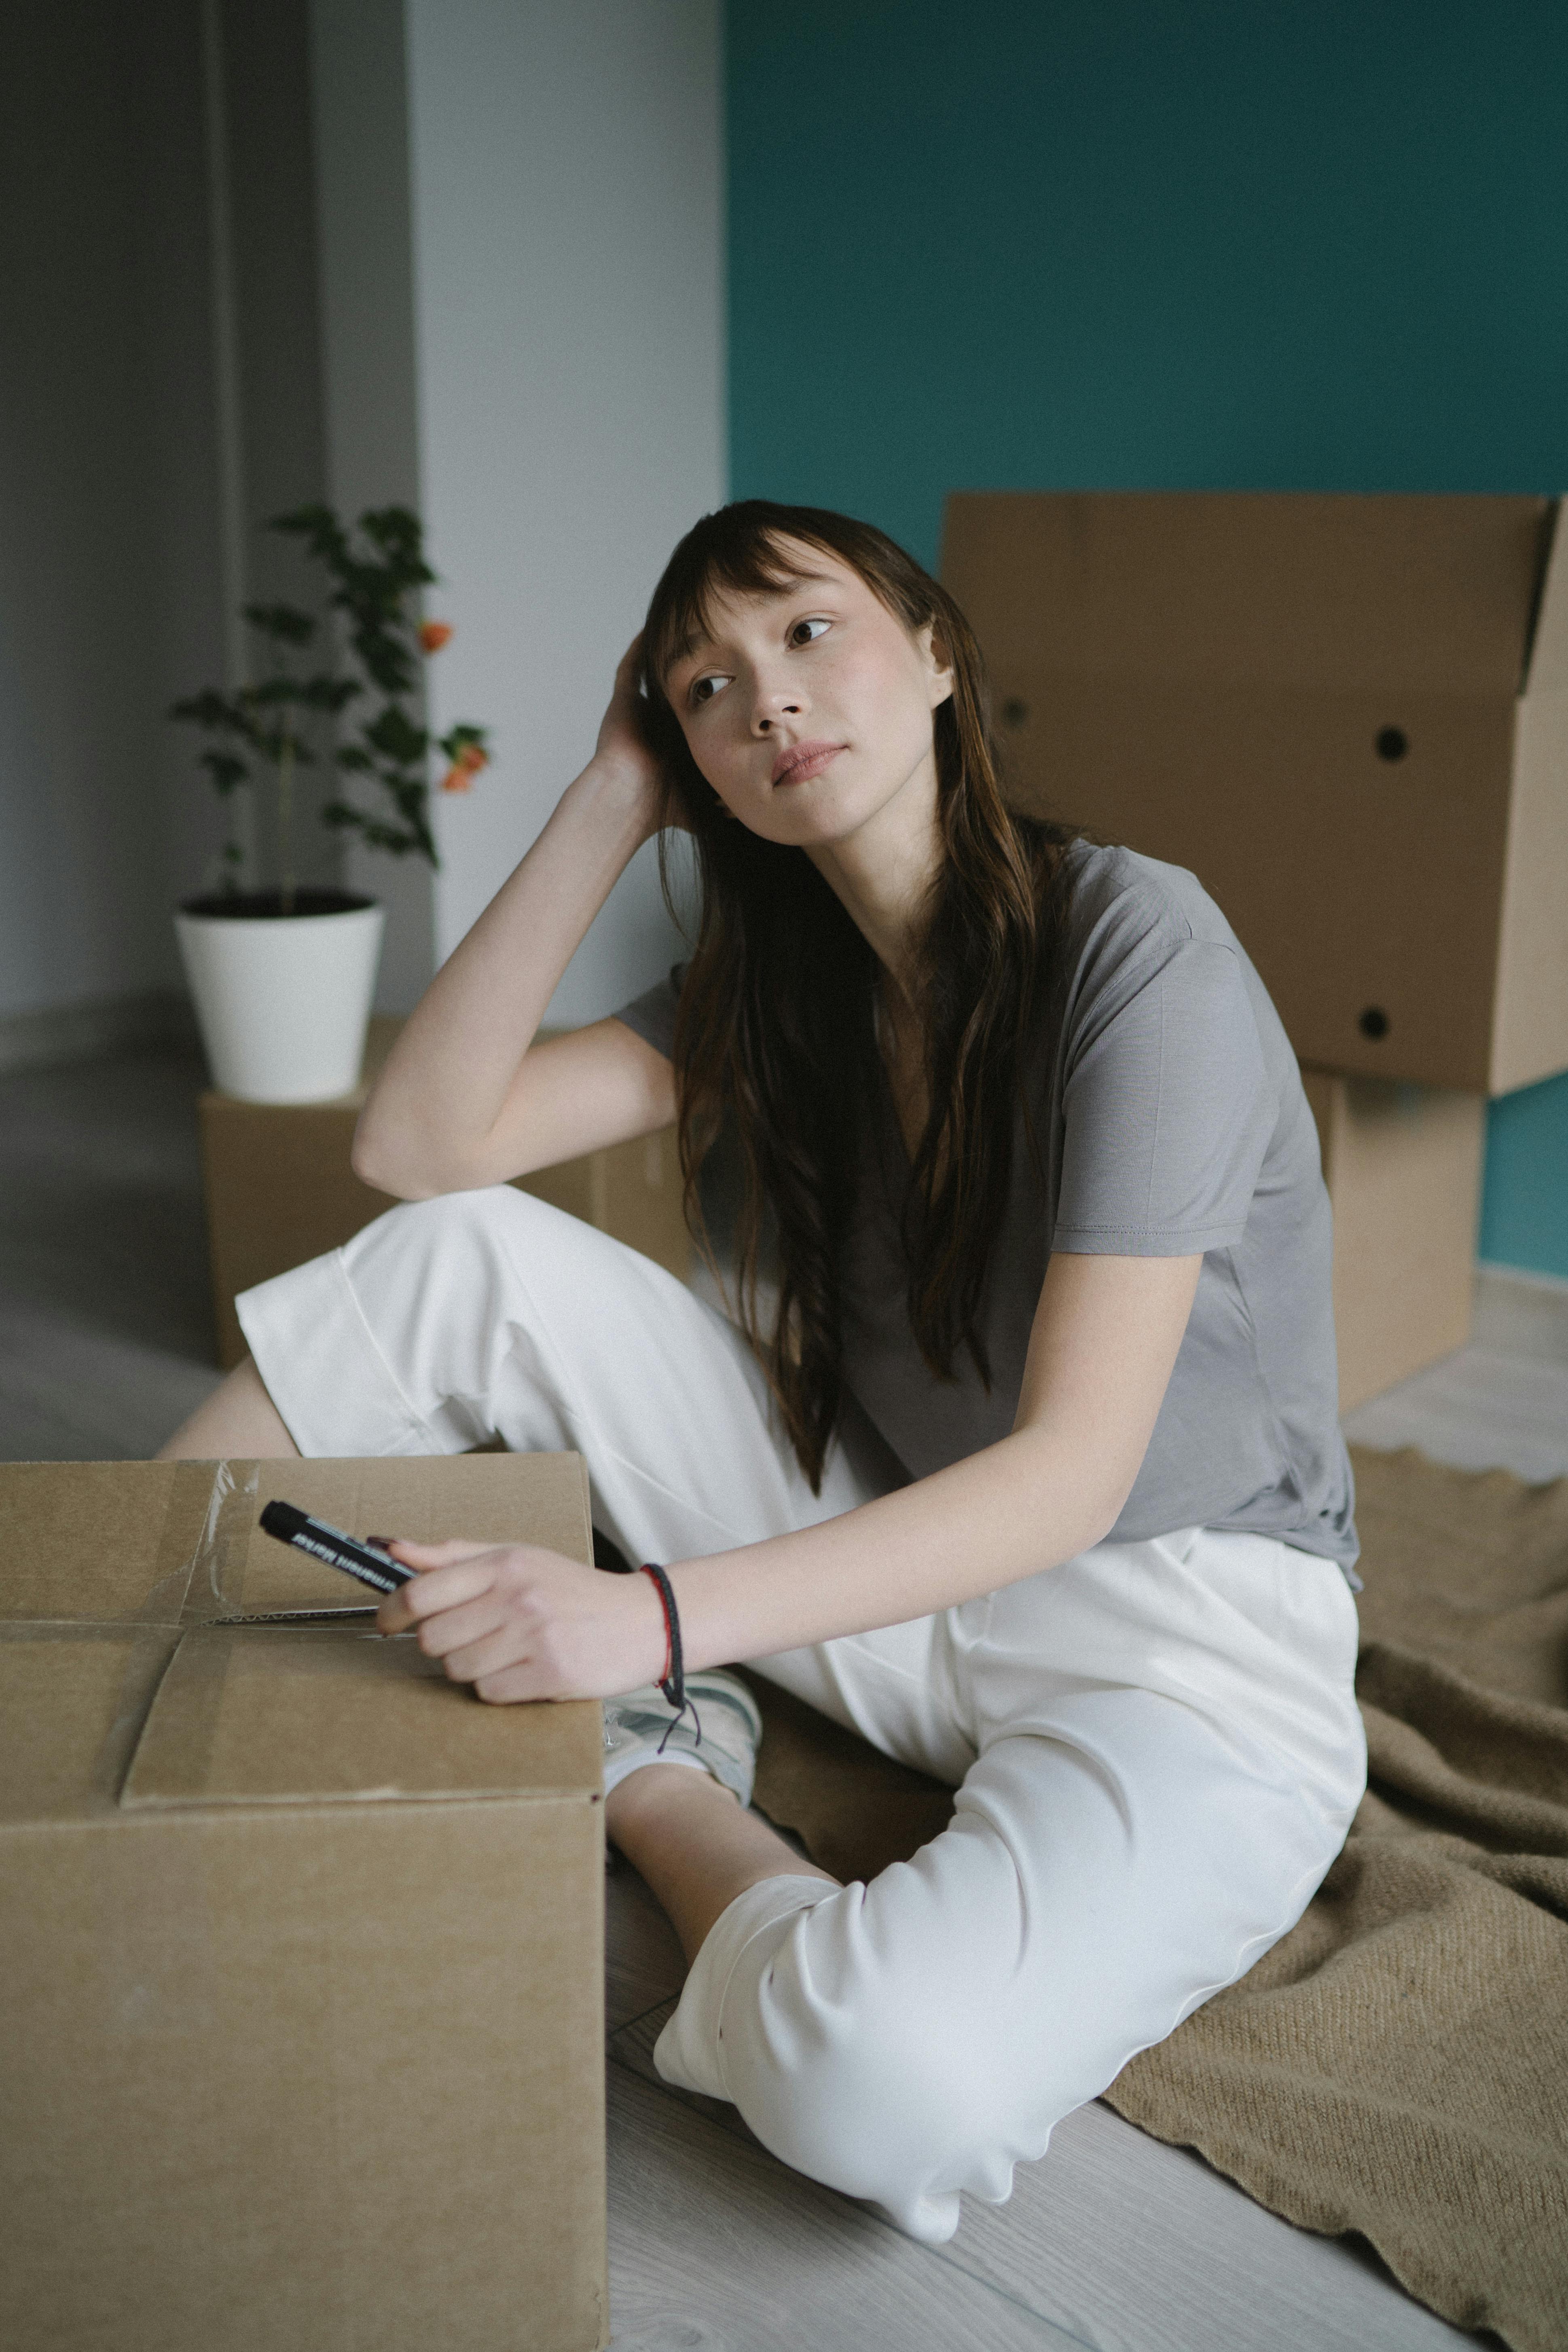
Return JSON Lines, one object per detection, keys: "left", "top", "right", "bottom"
{"left": 661, "top": 540, "right": 954, "bottom": 850}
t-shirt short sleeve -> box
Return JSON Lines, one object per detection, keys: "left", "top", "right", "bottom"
{"left": 611, "top": 967, "right": 683, "bottom": 1061}
{"left": 1052, "top": 917, "right": 1276, "bottom": 1257}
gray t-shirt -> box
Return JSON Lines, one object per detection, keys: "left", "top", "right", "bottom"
{"left": 614, "top": 840, "right": 1359, "bottom": 1584}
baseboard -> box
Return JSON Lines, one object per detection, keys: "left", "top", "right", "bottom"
{"left": 0, "top": 990, "right": 199, "bottom": 1077}
{"left": 1473, "top": 1261, "right": 1568, "bottom": 1368}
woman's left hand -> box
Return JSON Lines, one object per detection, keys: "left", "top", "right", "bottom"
{"left": 375, "top": 1539, "right": 668, "bottom": 1704}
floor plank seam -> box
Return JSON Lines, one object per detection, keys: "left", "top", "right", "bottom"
{"left": 606, "top": 2042, "right": 1100, "bottom": 2346}
{"left": 605, "top": 1990, "right": 689, "bottom": 2045}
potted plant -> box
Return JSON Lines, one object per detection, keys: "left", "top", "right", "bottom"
{"left": 169, "top": 503, "right": 490, "bottom": 1103}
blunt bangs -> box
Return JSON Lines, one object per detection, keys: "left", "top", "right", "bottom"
{"left": 642, "top": 503, "right": 933, "bottom": 707}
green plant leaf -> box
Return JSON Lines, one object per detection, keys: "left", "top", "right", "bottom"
{"left": 207, "top": 500, "right": 467, "bottom": 873}
{"left": 358, "top": 506, "right": 436, "bottom": 586}
{"left": 169, "top": 688, "right": 258, "bottom": 739}
{"left": 269, "top": 503, "right": 350, "bottom": 569}
{"left": 199, "top": 750, "right": 250, "bottom": 795}
{"left": 364, "top": 705, "right": 429, "bottom": 763}
{"left": 438, "top": 721, "right": 491, "bottom": 759}
{"left": 243, "top": 601, "right": 316, "bottom": 646}
{"left": 297, "top": 675, "right": 362, "bottom": 714}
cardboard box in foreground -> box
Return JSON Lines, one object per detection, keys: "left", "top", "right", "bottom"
{"left": 942, "top": 490, "right": 1568, "bottom": 1096}
{"left": 1302, "top": 1070, "right": 1485, "bottom": 1411}
{"left": 1, "top": 1453, "right": 609, "bottom": 2352}
{"left": 201, "top": 1016, "right": 692, "bottom": 1368}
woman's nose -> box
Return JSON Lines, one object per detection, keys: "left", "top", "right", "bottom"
{"left": 753, "top": 691, "right": 804, "bottom": 734}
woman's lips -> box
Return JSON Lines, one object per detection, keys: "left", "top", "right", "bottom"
{"left": 771, "top": 740, "right": 846, "bottom": 785}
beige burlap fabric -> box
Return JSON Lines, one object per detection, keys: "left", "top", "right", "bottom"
{"left": 740, "top": 1446, "right": 1568, "bottom": 2350}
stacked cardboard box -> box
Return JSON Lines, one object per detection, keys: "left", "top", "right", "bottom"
{"left": 1, "top": 1451, "right": 609, "bottom": 2352}
{"left": 201, "top": 1017, "right": 691, "bottom": 1370}
{"left": 942, "top": 491, "right": 1568, "bottom": 1407}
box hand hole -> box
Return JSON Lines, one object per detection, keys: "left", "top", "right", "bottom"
{"left": 1359, "top": 1006, "right": 1391, "bottom": 1041}
{"left": 1375, "top": 725, "right": 1409, "bottom": 762}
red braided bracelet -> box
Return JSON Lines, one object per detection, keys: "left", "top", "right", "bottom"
{"left": 637, "top": 1561, "right": 700, "bottom": 1753}
{"left": 639, "top": 1561, "right": 675, "bottom": 1688}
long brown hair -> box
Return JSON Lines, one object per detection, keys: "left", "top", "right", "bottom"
{"left": 641, "top": 501, "right": 1079, "bottom": 1490}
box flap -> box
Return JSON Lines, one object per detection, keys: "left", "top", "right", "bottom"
{"left": 0, "top": 1453, "right": 599, "bottom": 1820}
{"left": 1522, "top": 502, "right": 1568, "bottom": 695}
{"left": 184, "top": 1453, "right": 595, "bottom": 1622}
{"left": 0, "top": 1451, "right": 593, "bottom": 1627}
{"left": 941, "top": 491, "right": 1553, "bottom": 696}
{"left": 0, "top": 1461, "right": 219, "bottom": 1624}
{"left": 121, "top": 1623, "right": 604, "bottom": 1808}
{"left": 0, "top": 1624, "right": 180, "bottom": 1824}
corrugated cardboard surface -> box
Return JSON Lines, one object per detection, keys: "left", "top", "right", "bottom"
{"left": 943, "top": 491, "right": 1549, "bottom": 691}
{"left": 1302, "top": 1070, "right": 1485, "bottom": 1411}
{"left": 1490, "top": 683, "right": 1568, "bottom": 1093}
{"left": 5, "top": 1804, "right": 605, "bottom": 2352}
{"left": 201, "top": 1019, "right": 692, "bottom": 1369}
{"left": 124, "top": 1622, "right": 601, "bottom": 1808}
{"left": 0, "top": 1453, "right": 592, "bottom": 1627}
{"left": 941, "top": 489, "right": 1568, "bottom": 1095}
{"left": 2, "top": 1454, "right": 609, "bottom": 2352}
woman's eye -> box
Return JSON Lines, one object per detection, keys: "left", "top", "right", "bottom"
{"left": 690, "top": 673, "right": 726, "bottom": 708}
{"left": 789, "top": 618, "right": 831, "bottom": 648}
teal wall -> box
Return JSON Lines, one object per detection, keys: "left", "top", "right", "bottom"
{"left": 726, "top": 0, "right": 1568, "bottom": 1280}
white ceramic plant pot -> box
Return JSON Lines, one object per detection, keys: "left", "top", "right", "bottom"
{"left": 175, "top": 894, "right": 387, "bottom": 1104}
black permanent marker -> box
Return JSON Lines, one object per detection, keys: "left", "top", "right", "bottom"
{"left": 258, "top": 1502, "right": 414, "bottom": 1595}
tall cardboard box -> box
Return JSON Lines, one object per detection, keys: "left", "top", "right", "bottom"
{"left": 1301, "top": 1071, "right": 1485, "bottom": 1410}
{"left": 942, "top": 491, "right": 1568, "bottom": 1095}
{"left": 201, "top": 1017, "right": 692, "bottom": 1368}
{"left": 2, "top": 1453, "right": 609, "bottom": 2352}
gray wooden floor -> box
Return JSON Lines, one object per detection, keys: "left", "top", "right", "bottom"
{"left": 6, "top": 1040, "right": 1552, "bottom": 2350}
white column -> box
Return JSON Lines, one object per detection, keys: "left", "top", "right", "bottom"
{"left": 309, "top": 0, "right": 437, "bottom": 1012}
{"left": 403, "top": 0, "right": 724, "bottom": 1024}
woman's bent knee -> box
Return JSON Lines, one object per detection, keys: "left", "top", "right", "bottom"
{"left": 681, "top": 1882, "right": 1037, "bottom": 2219}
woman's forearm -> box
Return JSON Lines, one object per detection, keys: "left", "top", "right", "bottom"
{"left": 668, "top": 1424, "right": 1128, "bottom": 1671}
{"left": 352, "top": 758, "right": 655, "bottom": 1195}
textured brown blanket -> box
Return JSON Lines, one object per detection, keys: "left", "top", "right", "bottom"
{"left": 740, "top": 1446, "right": 1568, "bottom": 2351}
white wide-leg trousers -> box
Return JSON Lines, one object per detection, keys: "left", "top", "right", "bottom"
{"left": 237, "top": 1186, "right": 1367, "bottom": 2244}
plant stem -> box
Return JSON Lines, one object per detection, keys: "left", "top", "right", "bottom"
{"left": 229, "top": 777, "right": 255, "bottom": 888}
{"left": 278, "top": 725, "right": 296, "bottom": 915}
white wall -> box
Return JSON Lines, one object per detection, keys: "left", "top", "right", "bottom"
{"left": 402, "top": 0, "right": 724, "bottom": 1024}
{"left": 310, "top": 0, "right": 436, "bottom": 1013}
{"left": 0, "top": 1, "right": 724, "bottom": 1041}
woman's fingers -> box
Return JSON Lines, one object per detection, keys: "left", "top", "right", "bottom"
{"left": 384, "top": 1536, "right": 491, "bottom": 1569}
{"left": 413, "top": 1591, "right": 512, "bottom": 1666}
{"left": 373, "top": 1538, "right": 663, "bottom": 1704}
{"left": 473, "top": 1662, "right": 551, "bottom": 1706}
{"left": 375, "top": 1550, "right": 499, "bottom": 1634}
{"left": 436, "top": 1622, "right": 538, "bottom": 1688}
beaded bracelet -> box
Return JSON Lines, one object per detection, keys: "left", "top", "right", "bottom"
{"left": 638, "top": 1562, "right": 702, "bottom": 1754}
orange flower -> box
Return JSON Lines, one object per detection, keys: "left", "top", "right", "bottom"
{"left": 439, "top": 742, "right": 489, "bottom": 793}
{"left": 419, "top": 620, "right": 454, "bottom": 653}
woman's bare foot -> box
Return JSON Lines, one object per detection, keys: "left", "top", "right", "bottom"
{"left": 155, "top": 1354, "right": 300, "bottom": 1460}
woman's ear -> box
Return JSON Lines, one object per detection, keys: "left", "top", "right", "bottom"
{"left": 922, "top": 620, "right": 956, "bottom": 711}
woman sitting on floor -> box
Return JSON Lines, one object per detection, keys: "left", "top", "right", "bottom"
{"left": 159, "top": 499, "right": 1365, "bottom": 2245}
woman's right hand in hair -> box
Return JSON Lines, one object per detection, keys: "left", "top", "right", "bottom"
{"left": 590, "top": 632, "right": 688, "bottom": 839}
{"left": 350, "top": 626, "right": 683, "bottom": 1201}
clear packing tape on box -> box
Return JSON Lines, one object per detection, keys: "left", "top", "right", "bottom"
{"left": 0, "top": 1451, "right": 612, "bottom": 2352}
{"left": 0, "top": 1452, "right": 603, "bottom": 1823}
